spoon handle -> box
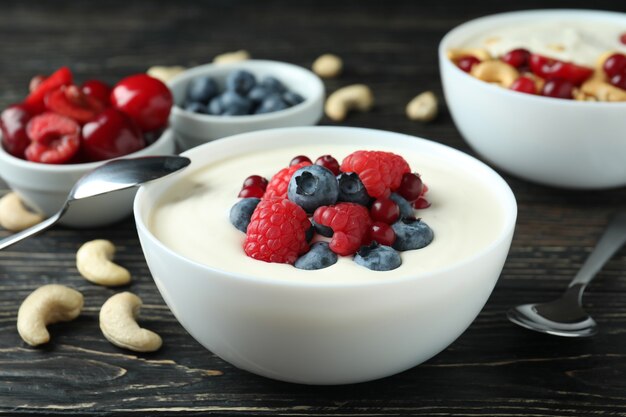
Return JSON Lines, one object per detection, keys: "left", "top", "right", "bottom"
{"left": 0, "top": 210, "right": 62, "bottom": 251}
{"left": 570, "top": 211, "right": 626, "bottom": 287}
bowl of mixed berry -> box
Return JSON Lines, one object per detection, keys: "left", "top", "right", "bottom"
{"left": 167, "top": 60, "right": 325, "bottom": 150}
{"left": 0, "top": 67, "right": 176, "bottom": 227}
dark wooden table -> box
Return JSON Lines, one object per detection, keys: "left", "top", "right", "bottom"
{"left": 2, "top": 1, "right": 626, "bottom": 415}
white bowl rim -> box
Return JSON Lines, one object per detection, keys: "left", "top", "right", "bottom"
{"left": 134, "top": 126, "right": 518, "bottom": 289}
{"left": 439, "top": 8, "right": 626, "bottom": 108}
{"left": 168, "top": 59, "right": 325, "bottom": 124}
{"left": 0, "top": 128, "right": 175, "bottom": 174}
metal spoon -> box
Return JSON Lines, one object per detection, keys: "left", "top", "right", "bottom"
{"left": 507, "top": 211, "right": 626, "bottom": 337}
{"left": 0, "top": 155, "right": 190, "bottom": 251}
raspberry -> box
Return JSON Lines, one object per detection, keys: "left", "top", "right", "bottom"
{"left": 244, "top": 198, "right": 311, "bottom": 264}
{"left": 340, "top": 151, "right": 410, "bottom": 199}
{"left": 313, "top": 203, "right": 372, "bottom": 256}
{"left": 264, "top": 161, "right": 311, "bottom": 199}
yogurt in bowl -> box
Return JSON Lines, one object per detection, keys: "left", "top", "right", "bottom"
{"left": 134, "top": 126, "right": 517, "bottom": 384}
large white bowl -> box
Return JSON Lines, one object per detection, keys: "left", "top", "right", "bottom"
{"left": 168, "top": 60, "right": 325, "bottom": 150}
{"left": 440, "top": 9, "right": 626, "bottom": 189}
{"left": 134, "top": 126, "right": 517, "bottom": 385}
{"left": 0, "top": 129, "right": 176, "bottom": 228}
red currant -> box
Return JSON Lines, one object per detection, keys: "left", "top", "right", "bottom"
{"left": 315, "top": 154, "right": 340, "bottom": 175}
{"left": 82, "top": 79, "right": 111, "bottom": 106}
{"left": 24, "top": 112, "right": 80, "bottom": 164}
{"left": 541, "top": 79, "right": 574, "bottom": 99}
{"left": 290, "top": 155, "right": 311, "bottom": 166}
{"left": 397, "top": 173, "right": 423, "bottom": 202}
{"left": 110, "top": 74, "right": 172, "bottom": 132}
{"left": 603, "top": 53, "right": 626, "bottom": 78}
{"left": 0, "top": 104, "right": 32, "bottom": 158}
{"left": 243, "top": 175, "right": 268, "bottom": 190}
{"left": 238, "top": 185, "right": 265, "bottom": 198}
{"left": 81, "top": 108, "right": 145, "bottom": 162}
{"left": 412, "top": 197, "right": 431, "bottom": 209}
{"left": 502, "top": 48, "right": 531, "bottom": 69}
{"left": 610, "top": 73, "right": 626, "bottom": 91}
{"left": 368, "top": 222, "right": 396, "bottom": 246}
{"left": 370, "top": 198, "right": 400, "bottom": 224}
{"left": 510, "top": 76, "right": 537, "bottom": 95}
{"left": 457, "top": 55, "right": 480, "bottom": 73}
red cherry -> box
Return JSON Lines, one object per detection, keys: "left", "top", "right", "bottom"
{"left": 45, "top": 85, "right": 105, "bottom": 124}
{"left": 603, "top": 53, "right": 626, "bottom": 78}
{"left": 82, "top": 79, "right": 111, "bottom": 106}
{"left": 315, "top": 154, "right": 340, "bottom": 175}
{"left": 412, "top": 196, "right": 431, "bottom": 209}
{"left": 290, "top": 155, "right": 312, "bottom": 166}
{"left": 24, "top": 112, "right": 80, "bottom": 164}
{"left": 397, "top": 173, "right": 423, "bottom": 202}
{"left": 29, "top": 75, "right": 46, "bottom": 93}
{"left": 370, "top": 198, "right": 400, "bottom": 224}
{"left": 368, "top": 222, "right": 396, "bottom": 246}
{"left": 238, "top": 185, "right": 265, "bottom": 198}
{"left": 25, "top": 67, "right": 73, "bottom": 114}
{"left": 81, "top": 108, "right": 145, "bottom": 162}
{"left": 457, "top": 55, "right": 480, "bottom": 73}
{"left": 110, "top": 74, "right": 172, "bottom": 132}
{"left": 0, "top": 104, "right": 32, "bottom": 158}
{"left": 610, "top": 73, "right": 626, "bottom": 91}
{"left": 502, "top": 48, "right": 531, "bottom": 69}
{"left": 529, "top": 54, "right": 593, "bottom": 86}
{"left": 541, "top": 79, "right": 574, "bottom": 99}
{"left": 510, "top": 76, "right": 537, "bottom": 95}
{"left": 620, "top": 32, "right": 626, "bottom": 45}
{"left": 243, "top": 175, "right": 268, "bottom": 190}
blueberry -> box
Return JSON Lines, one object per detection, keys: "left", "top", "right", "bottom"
{"left": 247, "top": 86, "right": 270, "bottom": 104}
{"left": 392, "top": 218, "right": 434, "bottom": 251}
{"left": 187, "top": 77, "right": 218, "bottom": 103}
{"left": 288, "top": 165, "right": 339, "bottom": 213}
{"left": 337, "top": 172, "right": 371, "bottom": 206}
{"left": 229, "top": 198, "right": 261, "bottom": 232}
{"left": 305, "top": 223, "right": 315, "bottom": 242}
{"left": 282, "top": 91, "right": 305, "bottom": 106}
{"left": 354, "top": 242, "right": 401, "bottom": 271}
{"left": 184, "top": 101, "right": 208, "bottom": 114}
{"left": 312, "top": 219, "right": 333, "bottom": 237}
{"left": 261, "top": 76, "right": 286, "bottom": 93}
{"left": 208, "top": 95, "right": 224, "bottom": 115}
{"left": 226, "top": 70, "right": 256, "bottom": 95}
{"left": 295, "top": 242, "right": 338, "bottom": 270}
{"left": 389, "top": 193, "right": 414, "bottom": 219}
{"left": 220, "top": 91, "right": 252, "bottom": 115}
{"left": 255, "top": 94, "right": 288, "bottom": 114}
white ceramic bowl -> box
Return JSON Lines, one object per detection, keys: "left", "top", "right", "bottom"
{"left": 168, "top": 60, "right": 325, "bottom": 150}
{"left": 440, "top": 9, "right": 626, "bottom": 189}
{"left": 134, "top": 126, "right": 517, "bottom": 385}
{"left": 0, "top": 129, "right": 176, "bottom": 228}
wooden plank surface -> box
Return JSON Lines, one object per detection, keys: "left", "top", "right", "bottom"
{"left": 2, "top": 0, "right": 626, "bottom": 415}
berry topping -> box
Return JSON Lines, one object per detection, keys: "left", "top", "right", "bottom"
{"left": 242, "top": 175, "right": 268, "bottom": 190}
{"left": 187, "top": 77, "right": 219, "bottom": 104}
{"left": 602, "top": 53, "right": 626, "bottom": 78}
{"left": 0, "top": 104, "right": 32, "bottom": 158}
{"left": 354, "top": 242, "right": 401, "bottom": 271}
{"left": 313, "top": 202, "right": 371, "bottom": 256}
{"left": 389, "top": 193, "right": 414, "bottom": 219}
{"left": 24, "top": 112, "right": 80, "bottom": 164}
{"left": 391, "top": 218, "right": 434, "bottom": 251}
{"left": 25, "top": 66, "right": 73, "bottom": 113}
{"left": 412, "top": 196, "right": 431, "bottom": 209}
{"left": 287, "top": 165, "right": 339, "bottom": 213}
{"left": 370, "top": 197, "right": 400, "bottom": 224}
{"left": 226, "top": 70, "right": 256, "bottom": 96}
{"left": 510, "top": 76, "right": 537, "bottom": 95}
{"left": 294, "top": 242, "right": 338, "bottom": 270}
{"left": 110, "top": 74, "right": 173, "bottom": 132}
{"left": 238, "top": 185, "right": 265, "bottom": 199}
{"left": 336, "top": 172, "right": 372, "bottom": 206}
{"left": 457, "top": 55, "right": 480, "bottom": 73}
{"left": 290, "top": 155, "right": 312, "bottom": 166}
{"left": 340, "top": 150, "right": 410, "bottom": 198}
{"left": 45, "top": 85, "right": 105, "bottom": 124}
{"left": 610, "top": 73, "right": 626, "bottom": 91}
{"left": 81, "top": 108, "right": 145, "bottom": 161}
{"left": 81, "top": 80, "right": 111, "bottom": 106}
{"left": 501, "top": 48, "right": 531, "bottom": 69}
{"left": 264, "top": 161, "right": 311, "bottom": 199}
{"left": 397, "top": 172, "right": 424, "bottom": 202}
{"left": 315, "top": 154, "right": 340, "bottom": 175}
{"left": 368, "top": 222, "right": 396, "bottom": 247}
{"left": 244, "top": 198, "right": 311, "bottom": 264}
{"left": 529, "top": 54, "right": 593, "bottom": 86}
{"left": 229, "top": 197, "right": 261, "bottom": 233}
{"left": 541, "top": 79, "right": 574, "bottom": 100}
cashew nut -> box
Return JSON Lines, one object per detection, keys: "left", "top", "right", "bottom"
{"left": 470, "top": 60, "right": 519, "bottom": 88}
{"left": 406, "top": 91, "right": 438, "bottom": 122}
{"left": 580, "top": 78, "right": 626, "bottom": 102}
{"left": 312, "top": 54, "right": 343, "bottom": 78}
{"left": 147, "top": 65, "right": 186, "bottom": 83}
{"left": 0, "top": 192, "right": 43, "bottom": 232}
{"left": 99, "top": 292, "right": 162, "bottom": 352}
{"left": 325, "top": 84, "right": 374, "bottom": 121}
{"left": 213, "top": 50, "right": 250, "bottom": 64}
{"left": 17, "top": 284, "right": 84, "bottom": 346}
{"left": 76, "top": 239, "right": 131, "bottom": 287}
{"left": 447, "top": 48, "right": 492, "bottom": 62}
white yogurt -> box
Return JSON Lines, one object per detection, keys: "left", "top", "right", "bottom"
{"left": 150, "top": 144, "right": 505, "bottom": 284}
{"left": 465, "top": 21, "right": 626, "bottom": 66}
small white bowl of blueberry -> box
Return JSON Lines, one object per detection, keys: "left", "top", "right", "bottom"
{"left": 168, "top": 60, "right": 325, "bottom": 150}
